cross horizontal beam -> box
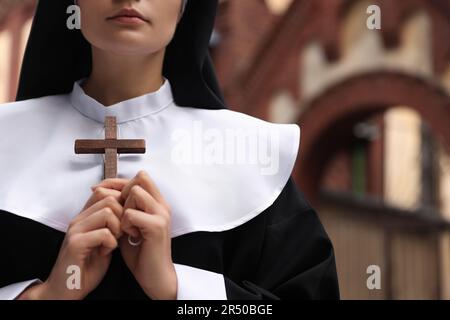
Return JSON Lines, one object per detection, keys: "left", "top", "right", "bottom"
{"left": 75, "top": 139, "right": 146, "bottom": 154}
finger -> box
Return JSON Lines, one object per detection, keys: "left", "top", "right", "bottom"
{"left": 121, "top": 208, "right": 169, "bottom": 239}
{"left": 122, "top": 186, "right": 169, "bottom": 238}
{"left": 127, "top": 185, "right": 167, "bottom": 217}
{"left": 79, "top": 228, "right": 118, "bottom": 256}
{"left": 83, "top": 187, "right": 123, "bottom": 210}
{"left": 79, "top": 195, "right": 123, "bottom": 221}
{"left": 121, "top": 171, "right": 168, "bottom": 208}
{"left": 121, "top": 208, "right": 147, "bottom": 239}
{"left": 123, "top": 195, "right": 140, "bottom": 238}
{"left": 70, "top": 208, "right": 122, "bottom": 239}
{"left": 75, "top": 195, "right": 123, "bottom": 225}
{"left": 91, "top": 178, "right": 130, "bottom": 192}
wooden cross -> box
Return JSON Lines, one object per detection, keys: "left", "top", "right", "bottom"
{"left": 74, "top": 116, "right": 146, "bottom": 179}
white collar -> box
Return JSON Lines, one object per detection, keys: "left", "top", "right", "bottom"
{"left": 69, "top": 78, "right": 174, "bottom": 124}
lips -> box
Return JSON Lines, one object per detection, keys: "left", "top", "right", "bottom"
{"left": 107, "top": 8, "right": 150, "bottom": 23}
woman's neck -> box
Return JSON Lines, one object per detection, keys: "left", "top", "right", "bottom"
{"left": 82, "top": 46, "right": 166, "bottom": 106}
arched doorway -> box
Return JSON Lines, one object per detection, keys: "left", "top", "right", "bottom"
{"left": 295, "top": 71, "right": 450, "bottom": 202}
{"left": 295, "top": 71, "right": 450, "bottom": 299}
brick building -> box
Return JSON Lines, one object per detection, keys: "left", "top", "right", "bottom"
{"left": 212, "top": 0, "right": 450, "bottom": 299}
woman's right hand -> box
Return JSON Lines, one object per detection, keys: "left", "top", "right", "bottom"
{"left": 19, "top": 182, "right": 128, "bottom": 300}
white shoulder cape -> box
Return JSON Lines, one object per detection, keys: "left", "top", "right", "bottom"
{"left": 0, "top": 82, "right": 300, "bottom": 237}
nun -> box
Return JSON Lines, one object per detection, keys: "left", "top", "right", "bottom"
{"left": 0, "top": 0, "right": 339, "bottom": 300}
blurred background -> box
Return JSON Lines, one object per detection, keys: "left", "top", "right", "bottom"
{"left": 1, "top": 0, "right": 450, "bottom": 299}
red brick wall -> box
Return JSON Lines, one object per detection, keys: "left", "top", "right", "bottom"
{"left": 213, "top": 0, "right": 278, "bottom": 95}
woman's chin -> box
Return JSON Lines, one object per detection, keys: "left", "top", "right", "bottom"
{"left": 100, "top": 39, "right": 162, "bottom": 56}
{"left": 107, "top": 47, "right": 159, "bottom": 56}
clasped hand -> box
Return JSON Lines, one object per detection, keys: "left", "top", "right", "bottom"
{"left": 21, "top": 171, "right": 177, "bottom": 300}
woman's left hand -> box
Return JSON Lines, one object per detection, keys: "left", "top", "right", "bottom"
{"left": 116, "top": 171, "right": 177, "bottom": 300}
{"left": 93, "top": 171, "right": 177, "bottom": 300}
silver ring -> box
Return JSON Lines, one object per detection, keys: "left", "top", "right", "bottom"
{"left": 128, "top": 235, "right": 142, "bottom": 246}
